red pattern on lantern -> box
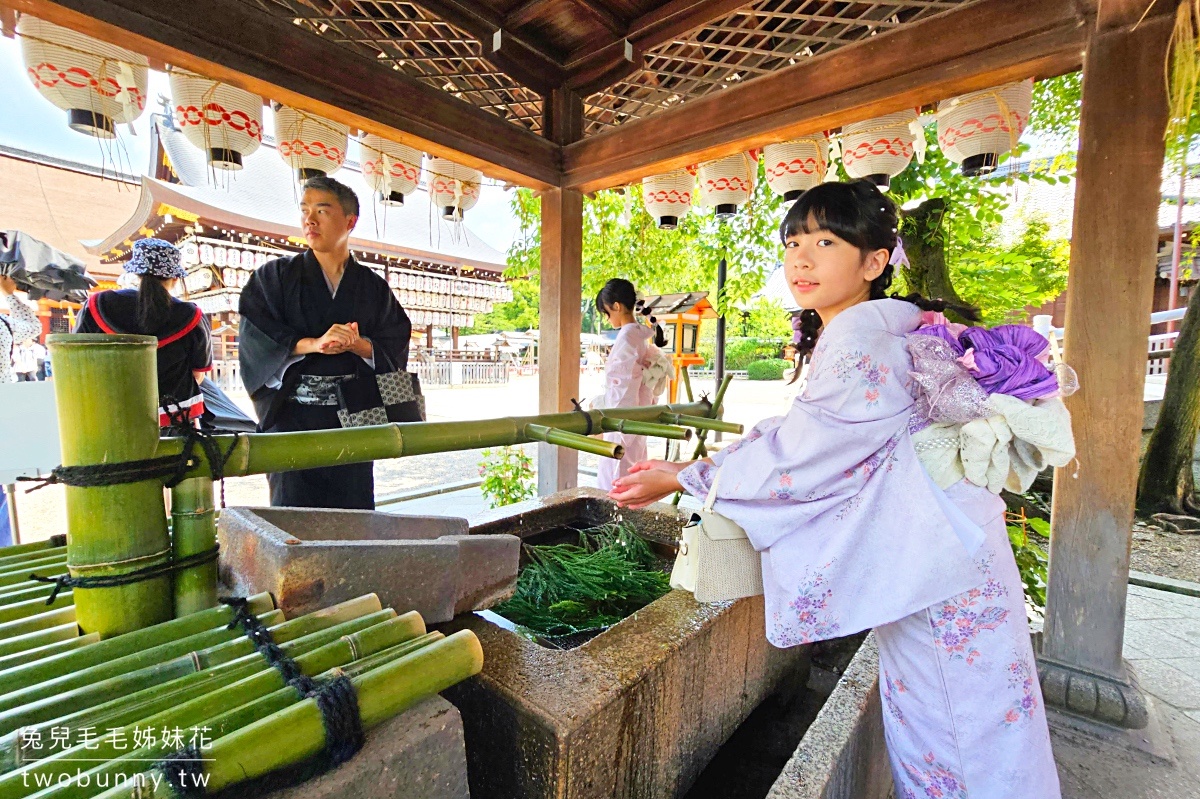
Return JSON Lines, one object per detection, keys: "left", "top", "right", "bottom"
{"left": 937, "top": 112, "right": 1030, "bottom": 149}
{"left": 175, "top": 103, "right": 262, "bottom": 140}
{"left": 766, "top": 157, "right": 822, "bottom": 177}
{"left": 644, "top": 188, "right": 692, "bottom": 204}
{"left": 703, "top": 176, "right": 752, "bottom": 193}
{"left": 842, "top": 137, "right": 914, "bottom": 166}
{"left": 363, "top": 159, "right": 421, "bottom": 182}
{"left": 28, "top": 62, "right": 145, "bottom": 110}
{"left": 278, "top": 139, "right": 344, "bottom": 163}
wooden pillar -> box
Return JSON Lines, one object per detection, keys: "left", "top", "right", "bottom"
{"left": 537, "top": 187, "right": 584, "bottom": 495}
{"left": 1039, "top": 13, "right": 1172, "bottom": 729}
{"left": 538, "top": 87, "right": 584, "bottom": 495}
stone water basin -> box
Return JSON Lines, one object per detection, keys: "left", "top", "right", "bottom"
{"left": 441, "top": 488, "right": 811, "bottom": 799}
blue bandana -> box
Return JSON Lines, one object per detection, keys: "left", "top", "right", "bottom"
{"left": 125, "top": 238, "right": 186, "bottom": 279}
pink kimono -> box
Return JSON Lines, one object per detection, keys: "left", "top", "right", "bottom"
{"left": 597, "top": 323, "right": 657, "bottom": 491}
{"left": 678, "top": 299, "right": 1061, "bottom": 799}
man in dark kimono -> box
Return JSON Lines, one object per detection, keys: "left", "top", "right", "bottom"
{"left": 239, "top": 176, "right": 411, "bottom": 509}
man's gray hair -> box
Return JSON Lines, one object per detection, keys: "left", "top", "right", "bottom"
{"left": 302, "top": 175, "right": 360, "bottom": 218}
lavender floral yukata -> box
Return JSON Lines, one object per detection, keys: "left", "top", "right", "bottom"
{"left": 678, "top": 299, "right": 1061, "bottom": 799}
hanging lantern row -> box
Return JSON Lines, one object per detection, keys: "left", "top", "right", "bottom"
{"left": 18, "top": 15, "right": 149, "bottom": 139}
{"left": 273, "top": 104, "right": 348, "bottom": 182}
{"left": 427, "top": 158, "right": 483, "bottom": 221}
{"left": 840, "top": 110, "right": 919, "bottom": 190}
{"left": 641, "top": 169, "right": 695, "bottom": 230}
{"left": 408, "top": 309, "right": 472, "bottom": 328}
{"left": 360, "top": 134, "right": 422, "bottom": 205}
{"left": 763, "top": 135, "right": 829, "bottom": 201}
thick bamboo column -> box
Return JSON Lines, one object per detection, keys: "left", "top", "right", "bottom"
{"left": 1040, "top": 14, "right": 1171, "bottom": 729}
{"left": 537, "top": 186, "right": 584, "bottom": 495}
{"left": 48, "top": 334, "right": 172, "bottom": 637}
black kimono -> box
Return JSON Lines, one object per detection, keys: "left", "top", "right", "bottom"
{"left": 238, "top": 250, "right": 411, "bottom": 509}
{"left": 75, "top": 289, "right": 213, "bottom": 426}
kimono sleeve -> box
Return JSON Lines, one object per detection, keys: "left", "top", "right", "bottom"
{"left": 73, "top": 302, "right": 100, "bottom": 334}
{"left": 362, "top": 272, "right": 411, "bottom": 372}
{"left": 238, "top": 260, "right": 302, "bottom": 397}
{"left": 704, "top": 326, "right": 918, "bottom": 551}
{"left": 601, "top": 328, "right": 642, "bottom": 409}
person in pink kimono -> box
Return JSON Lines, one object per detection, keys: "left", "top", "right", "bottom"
{"left": 609, "top": 181, "right": 1069, "bottom": 799}
{"left": 594, "top": 279, "right": 668, "bottom": 491}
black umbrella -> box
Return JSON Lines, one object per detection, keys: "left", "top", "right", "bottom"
{"left": 0, "top": 230, "right": 95, "bottom": 302}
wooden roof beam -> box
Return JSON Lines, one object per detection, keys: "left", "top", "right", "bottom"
{"left": 563, "top": 0, "right": 1089, "bottom": 192}
{"left": 10, "top": 0, "right": 561, "bottom": 188}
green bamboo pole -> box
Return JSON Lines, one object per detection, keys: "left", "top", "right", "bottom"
{"left": 599, "top": 418, "right": 692, "bottom": 440}
{"left": 0, "top": 544, "right": 65, "bottom": 571}
{"left": 680, "top": 365, "right": 694, "bottom": 402}
{"left": 0, "top": 595, "right": 378, "bottom": 729}
{"left": 524, "top": 424, "right": 622, "bottom": 459}
{"left": 48, "top": 334, "right": 171, "bottom": 638}
{"left": 0, "top": 564, "right": 67, "bottom": 593}
{"left": 4, "top": 614, "right": 429, "bottom": 797}
{"left": 0, "top": 583, "right": 56, "bottom": 607}
{"left": 0, "top": 593, "right": 275, "bottom": 696}
{"left": 90, "top": 630, "right": 484, "bottom": 799}
{"left": 169, "top": 477, "right": 217, "bottom": 617}
{"left": 0, "top": 609, "right": 403, "bottom": 776}
{"left": 0, "top": 591, "right": 73, "bottom": 625}
{"left": 656, "top": 412, "right": 743, "bottom": 435}
{"left": 0, "top": 609, "right": 283, "bottom": 717}
{"left": 0, "top": 553, "right": 67, "bottom": 587}
{"left": 673, "top": 374, "right": 735, "bottom": 506}
{"left": 0, "top": 538, "right": 63, "bottom": 563}
{"left": 0, "top": 623, "right": 79, "bottom": 660}
{"left": 156, "top": 400, "right": 718, "bottom": 481}
{"left": 0, "top": 605, "right": 74, "bottom": 641}
{"left": 0, "top": 633, "right": 98, "bottom": 673}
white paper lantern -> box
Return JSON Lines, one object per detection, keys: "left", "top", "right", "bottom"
{"left": 937, "top": 80, "right": 1033, "bottom": 176}
{"left": 763, "top": 136, "right": 829, "bottom": 201}
{"left": 841, "top": 110, "right": 918, "bottom": 190}
{"left": 360, "top": 134, "right": 422, "bottom": 205}
{"left": 18, "top": 16, "right": 149, "bottom": 138}
{"left": 641, "top": 170, "right": 694, "bottom": 229}
{"left": 427, "top": 158, "right": 482, "bottom": 220}
{"left": 274, "top": 105, "right": 347, "bottom": 181}
{"left": 696, "top": 153, "right": 755, "bottom": 218}
{"left": 169, "top": 70, "right": 262, "bottom": 170}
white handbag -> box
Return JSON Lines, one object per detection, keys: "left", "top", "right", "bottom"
{"left": 669, "top": 466, "right": 765, "bottom": 602}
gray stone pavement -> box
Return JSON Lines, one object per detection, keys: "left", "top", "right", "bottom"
{"left": 1052, "top": 582, "right": 1200, "bottom": 798}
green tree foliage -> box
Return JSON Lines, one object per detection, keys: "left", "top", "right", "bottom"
{"left": 478, "top": 447, "right": 536, "bottom": 508}
{"left": 954, "top": 220, "right": 1071, "bottom": 325}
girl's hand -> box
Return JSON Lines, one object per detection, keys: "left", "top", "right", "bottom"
{"left": 627, "top": 459, "right": 687, "bottom": 475}
{"left": 608, "top": 467, "right": 683, "bottom": 509}
{"left": 0, "top": 275, "right": 16, "bottom": 295}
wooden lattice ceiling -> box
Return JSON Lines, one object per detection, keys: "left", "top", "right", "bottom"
{"left": 241, "top": 0, "right": 979, "bottom": 138}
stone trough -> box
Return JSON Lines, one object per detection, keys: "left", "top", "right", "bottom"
{"left": 440, "top": 488, "right": 812, "bottom": 799}
{"left": 218, "top": 507, "right": 520, "bottom": 622}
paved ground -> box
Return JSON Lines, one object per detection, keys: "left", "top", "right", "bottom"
{"left": 1053, "top": 583, "right": 1200, "bottom": 799}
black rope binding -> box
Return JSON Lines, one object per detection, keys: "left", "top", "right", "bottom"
{"left": 158, "top": 745, "right": 207, "bottom": 798}
{"left": 570, "top": 398, "right": 594, "bottom": 436}
{"left": 219, "top": 597, "right": 366, "bottom": 770}
{"left": 29, "top": 546, "right": 219, "bottom": 604}
{"left": 16, "top": 397, "right": 240, "bottom": 492}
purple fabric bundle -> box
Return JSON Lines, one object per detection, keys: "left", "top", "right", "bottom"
{"left": 910, "top": 323, "right": 1059, "bottom": 401}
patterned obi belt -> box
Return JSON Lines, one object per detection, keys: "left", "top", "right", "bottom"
{"left": 290, "top": 374, "right": 354, "bottom": 406}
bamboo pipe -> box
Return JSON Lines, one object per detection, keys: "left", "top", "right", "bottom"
{"left": 155, "top": 400, "right": 718, "bottom": 481}
{"left": 0, "top": 593, "right": 275, "bottom": 695}
{"left": 599, "top": 417, "right": 692, "bottom": 440}
{"left": 48, "top": 334, "right": 171, "bottom": 637}
{"left": 680, "top": 365, "right": 694, "bottom": 402}
{"left": 0, "top": 563, "right": 67, "bottom": 592}
{"left": 0, "top": 609, "right": 404, "bottom": 776}
{"left": 0, "top": 623, "right": 79, "bottom": 660}
{"left": 657, "top": 412, "right": 743, "bottom": 435}
{"left": 93, "top": 630, "right": 483, "bottom": 798}
{"left": 0, "top": 591, "right": 73, "bottom": 625}
{"left": 7, "top": 614, "right": 429, "bottom": 797}
{"left": 170, "top": 477, "right": 217, "bottom": 616}
{"left": 524, "top": 424, "right": 622, "bottom": 459}
{"left": 0, "top": 606, "right": 74, "bottom": 642}
{"left": 0, "top": 544, "right": 65, "bottom": 571}
{"left": 0, "top": 539, "right": 64, "bottom": 561}
{"left": 0, "top": 633, "right": 99, "bottom": 673}
{"left": 0, "top": 584, "right": 56, "bottom": 607}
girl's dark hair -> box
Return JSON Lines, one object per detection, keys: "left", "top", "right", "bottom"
{"left": 136, "top": 274, "right": 174, "bottom": 334}
{"left": 780, "top": 180, "right": 979, "bottom": 381}
{"left": 596, "top": 278, "right": 667, "bottom": 348}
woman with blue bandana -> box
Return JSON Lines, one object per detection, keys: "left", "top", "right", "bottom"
{"left": 74, "top": 238, "right": 212, "bottom": 427}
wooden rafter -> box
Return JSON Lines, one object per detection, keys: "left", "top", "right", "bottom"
{"left": 10, "top": 0, "right": 560, "bottom": 187}
{"left": 563, "top": 0, "right": 1088, "bottom": 190}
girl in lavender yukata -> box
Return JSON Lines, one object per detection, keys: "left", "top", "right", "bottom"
{"left": 610, "top": 181, "right": 1072, "bottom": 799}
{"left": 594, "top": 279, "right": 670, "bottom": 491}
